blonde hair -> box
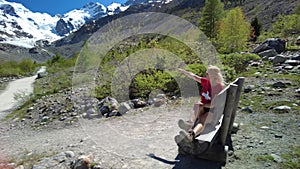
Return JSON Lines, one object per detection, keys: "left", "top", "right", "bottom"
{"left": 207, "top": 65, "right": 225, "bottom": 87}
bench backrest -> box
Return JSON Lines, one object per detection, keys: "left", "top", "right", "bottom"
{"left": 209, "top": 85, "right": 229, "bottom": 127}
{"left": 219, "top": 77, "right": 244, "bottom": 145}
{"left": 195, "top": 77, "right": 244, "bottom": 144}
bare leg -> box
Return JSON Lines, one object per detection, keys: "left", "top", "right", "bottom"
{"left": 192, "top": 111, "right": 209, "bottom": 137}
{"left": 190, "top": 103, "right": 199, "bottom": 122}
{"left": 191, "top": 102, "right": 203, "bottom": 123}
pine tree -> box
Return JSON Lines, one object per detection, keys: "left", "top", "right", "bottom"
{"left": 250, "top": 17, "right": 262, "bottom": 41}
{"left": 217, "top": 7, "right": 250, "bottom": 53}
{"left": 199, "top": 0, "right": 224, "bottom": 39}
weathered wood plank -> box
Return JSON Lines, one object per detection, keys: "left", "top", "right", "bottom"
{"left": 228, "top": 77, "right": 245, "bottom": 134}
{"left": 195, "top": 115, "right": 223, "bottom": 142}
{"left": 220, "top": 84, "right": 238, "bottom": 146}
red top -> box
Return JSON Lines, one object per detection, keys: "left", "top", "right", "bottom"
{"left": 200, "top": 78, "right": 224, "bottom": 104}
{"left": 200, "top": 78, "right": 212, "bottom": 104}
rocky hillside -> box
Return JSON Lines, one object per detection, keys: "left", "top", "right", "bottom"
{"left": 1, "top": 0, "right": 299, "bottom": 62}
{"left": 45, "top": 0, "right": 300, "bottom": 59}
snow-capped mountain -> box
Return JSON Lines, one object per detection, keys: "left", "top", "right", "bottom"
{"left": 0, "top": 0, "right": 60, "bottom": 47}
{"left": 0, "top": 0, "right": 129, "bottom": 48}
{"left": 125, "top": 0, "right": 173, "bottom": 6}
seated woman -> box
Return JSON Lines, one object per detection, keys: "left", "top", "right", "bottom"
{"left": 178, "top": 65, "right": 225, "bottom": 141}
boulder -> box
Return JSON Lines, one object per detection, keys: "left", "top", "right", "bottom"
{"left": 71, "top": 154, "right": 93, "bottom": 169}
{"left": 154, "top": 94, "right": 167, "bottom": 107}
{"left": 253, "top": 38, "right": 286, "bottom": 54}
{"left": 291, "top": 53, "right": 300, "bottom": 60}
{"left": 241, "top": 106, "right": 253, "bottom": 113}
{"left": 283, "top": 65, "right": 294, "bottom": 70}
{"left": 272, "top": 55, "right": 288, "bottom": 65}
{"left": 32, "top": 151, "right": 75, "bottom": 169}
{"left": 131, "top": 99, "right": 147, "bottom": 108}
{"left": 274, "top": 106, "right": 291, "bottom": 113}
{"left": 98, "top": 96, "right": 119, "bottom": 112}
{"left": 259, "top": 49, "right": 278, "bottom": 59}
{"left": 296, "top": 36, "right": 300, "bottom": 45}
{"left": 285, "top": 60, "right": 300, "bottom": 66}
{"left": 244, "top": 85, "right": 255, "bottom": 93}
{"left": 118, "top": 102, "right": 131, "bottom": 115}
{"left": 36, "top": 66, "right": 48, "bottom": 79}
{"left": 272, "top": 81, "right": 287, "bottom": 88}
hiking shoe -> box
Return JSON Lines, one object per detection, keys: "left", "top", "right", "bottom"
{"left": 179, "top": 130, "right": 195, "bottom": 142}
{"left": 178, "top": 119, "right": 193, "bottom": 131}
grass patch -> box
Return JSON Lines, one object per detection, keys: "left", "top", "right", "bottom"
{"left": 263, "top": 100, "right": 300, "bottom": 113}
{"left": 2, "top": 94, "right": 37, "bottom": 121}
{"left": 256, "top": 155, "right": 274, "bottom": 162}
{"left": 238, "top": 62, "right": 273, "bottom": 77}
{"left": 0, "top": 59, "right": 39, "bottom": 77}
{"left": 280, "top": 145, "right": 300, "bottom": 169}
{"left": 267, "top": 74, "right": 300, "bottom": 86}
{"left": 10, "top": 150, "right": 56, "bottom": 169}
{"left": 286, "top": 45, "right": 300, "bottom": 51}
{"left": 240, "top": 94, "right": 264, "bottom": 112}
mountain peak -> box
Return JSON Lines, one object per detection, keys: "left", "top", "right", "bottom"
{"left": 0, "top": 1, "right": 130, "bottom": 48}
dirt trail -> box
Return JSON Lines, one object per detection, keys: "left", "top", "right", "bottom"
{"left": 0, "top": 75, "right": 37, "bottom": 119}
{"left": 0, "top": 102, "right": 223, "bottom": 169}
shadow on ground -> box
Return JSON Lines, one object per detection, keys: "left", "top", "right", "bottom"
{"left": 147, "top": 153, "right": 222, "bottom": 169}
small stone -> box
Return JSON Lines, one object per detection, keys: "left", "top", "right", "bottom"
{"left": 118, "top": 102, "right": 131, "bottom": 115}
{"left": 274, "top": 106, "right": 291, "bottom": 113}
{"left": 244, "top": 85, "right": 254, "bottom": 93}
{"left": 64, "top": 151, "right": 75, "bottom": 158}
{"left": 285, "top": 60, "right": 300, "bottom": 66}
{"left": 241, "top": 107, "right": 253, "bottom": 113}
{"left": 273, "top": 82, "right": 286, "bottom": 88}
{"left": 228, "top": 150, "right": 234, "bottom": 156}
{"left": 260, "top": 126, "right": 270, "bottom": 130}
{"left": 283, "top": 66, "right": 294, "bottom": 70}
{"left": 261, "top": 87, "right": 270, "bottom": 91}
{"left": 265, "top": 163, "right": 272, "bottom": 167}
{"left": 271, "top": 154, "right": 282, "bottom": 163}
{"left": 41, "top": 116, "right": 50, "bottom": 122}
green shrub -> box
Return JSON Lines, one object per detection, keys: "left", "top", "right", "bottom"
{"left": 185, "top": 64, "right": 207, "bottom": 77}
{"left": 222, "top": 65, "right": 237, "bottom": 82}
{"left": 221, "top": 53, "right": 261, "bottom": 73}
{"left": 0, "top": 59, "right": 37, "bottom": 77}
{"left": 256, "top": 155, "right": 274, "bottom": 162}
{"left": 271, "top": 14, "right": 300, "bottom": 38}
{"left": 129, "top": 69, "right": 176, "bottom": 99}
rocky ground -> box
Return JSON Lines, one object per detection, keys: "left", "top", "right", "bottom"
{"left": 0, "top": 43, "right": 299, "bottom": 168}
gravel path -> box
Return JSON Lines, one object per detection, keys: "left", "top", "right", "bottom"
{"left": 0, "top": 75, "right": 36, "bottom": 119}
{"left": 0, "top": 102, "right": 223, "bottom": 168}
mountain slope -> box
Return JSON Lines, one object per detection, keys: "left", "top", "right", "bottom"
{"left": 0, "top": 0, "right": 60, "bottom": 47}
{"left": 0, "top": 0, "right": 299, "bottom": 62}
{"left": 0, "top": 0, "right": 129, "bottom": 48}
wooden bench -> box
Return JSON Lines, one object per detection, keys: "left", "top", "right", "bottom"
{"left": 175, "top": 77, "right": 245, "bottom": 165}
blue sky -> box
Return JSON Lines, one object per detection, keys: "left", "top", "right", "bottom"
{"left": 6, "top": 0, "right": 127, "bottom": 16}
